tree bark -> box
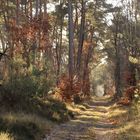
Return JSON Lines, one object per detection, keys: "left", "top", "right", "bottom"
{"left": 68, "top": 0, "right": 74, "bottom": 83}
{"left": 114, "top": 17, "right": 122, "bottom": 99}
{"left": 76, "top": 0, "right": 86, "bottom": 76}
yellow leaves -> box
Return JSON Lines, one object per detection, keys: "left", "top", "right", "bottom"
{"left": 129, "top": 56, "right": 140, "bottom": 64}
{"left": 52, "top": 112, "right": 60, "bottom": 121}
{"left": 117, "top": 33, "right": 123, "bottom": 38}
{"left": 134, "top": 88, "right": 139, "bottom": 94}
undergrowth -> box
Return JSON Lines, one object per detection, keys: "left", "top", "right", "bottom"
{"left": 116, "top": 100, "right": 140, "bottom": 140}
{"left": 0, "top": 88, "right": 74, "bottom": 140}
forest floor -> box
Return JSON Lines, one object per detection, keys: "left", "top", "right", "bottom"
{"left": 45, "top": 95, "right": 140, "bottom": 140}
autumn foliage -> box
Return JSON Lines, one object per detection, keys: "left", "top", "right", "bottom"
{"left": 118, "top": 86, "right": 139, "bottom": 105}
{"left": 7, "top": 14, "right": 51, "bottom": 57}
{"left": 53, "top": 74, "right": 90, "bottom": 103}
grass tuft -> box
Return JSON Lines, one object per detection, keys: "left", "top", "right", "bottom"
{"left": 0, "top": 132, "right": 14, "bottom": 140}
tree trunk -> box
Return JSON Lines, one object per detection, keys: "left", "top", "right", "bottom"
{"left": 36, "top": 0, "right": 39, "bottom": 16}
{"left": 16, "top": 0, "right": 19, "bottom": 25}
{"left": 114, "top": 24, "right": 122, "bottom": 99}
{"left": 68, "top": 0, "right": 74, "bottom": 83}
{"left": 82, "top": 29, "right": 94, "bottom": 95}
{"left": 76, "top": 0, "right": 86, "bottom": 76}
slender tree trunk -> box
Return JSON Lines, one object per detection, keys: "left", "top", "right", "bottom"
{"left": 16, "top": 0, "right": 19, "bottom": 25}
{"left": 56, "top": 2, "right": 64, "bottom": 84}
{"left": 82, "top": 29, "right": 94, "bottom": 95}
{"left": 77, "top": 0, "right": 86, "bottom": 76}
{"left": 114, "top": 18, "right": 122, "bottom": 99}
{"left": 68, "top": 0, "right": 74, "bottom": 85}
{"left": 73, "top": 2, "right": 78, "bottom": 69}
{"left": 57, "top": 17, "right": 64, "bottom": 81}
{"left": 44, "top": 0, "right": 47, "bottom": 15}
{"left": 39, "top": 0, "right": 42, "bottom": 14}
{"left": 29, "top": 0, "right": 33, "bottom": 20}
{"left": 36, "top": 0, "right": 39, "bottom": 16}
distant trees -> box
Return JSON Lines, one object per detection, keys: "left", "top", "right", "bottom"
{"left": 0, "top": 0, "right": 139, "bottom": 102}
{"left": 110, "top": 0, "right": 140, "bottom": 99}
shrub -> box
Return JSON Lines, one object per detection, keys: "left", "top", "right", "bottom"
{"left": 2, "top": 76, "right": 37, "bottom": 97}
{"left": 0, "top": 116, "right": 42, "bottom": 140}
{"left": 54, "top": 74, "right": 85, "bottom": 103}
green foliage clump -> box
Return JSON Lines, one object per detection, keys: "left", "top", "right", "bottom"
{"left": 0, "top": 87, "right": 73, "bottom": 122}
{"left": 3, "top": 76, "right": 37, "bottom": 96}
{"left": 2, "top": 74, "right": 54, "bottom": 98}
{"left": 0, "top": 94, "right": 73, "bottom": 139}
{"left": 0, "top": 117, "right": 42, "bottom": 140}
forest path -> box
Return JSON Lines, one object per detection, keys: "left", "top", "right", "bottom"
{"left": 45, "top": 96, "right": 130, "bottom": 140}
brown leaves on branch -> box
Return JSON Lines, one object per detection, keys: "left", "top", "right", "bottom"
{"left": 123, "top": 71, "right": 136, "bottom": 86}
{"left": 53, "top": 74, "right": 90, "bottom": 103}
{"left": 7, "top": 14, "right": 51, "bottom": 53}
{"left": 83, "top": 40, "right": 92, "bottom": 54}
{"left": 118, "top": 86, "right": 139, "bottom": 105}
{"left": 117, "top": 97, "right": 131, "bottom": 105}
{"left": 57, "top": 74, "right": 81, "bottom": 102}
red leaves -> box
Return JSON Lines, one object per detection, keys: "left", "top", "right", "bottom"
{"left": 53, "top": 74, "right": 90, "bottom": 103}
{"left": 118, "top": 86, "right": 137, "bottom": 105}
{"left": 7, "top": 14, "right": 51, "bottom": 53}
{"left": 58, "top": 74, "right": 70, "bottom": 91}
{"left": 53, "top": 74, "right": 83, "bottom": 102}
{"left": 118, "top": 97, "right": 131, "bottom": 105}
{"left": 107, "top": 119, "right": 119, "bottom": 125}
{"left": 83, "top": 40, "right": 91, "bottom": 55}
{"left": 59, "top": 75, "right": 78, "bottom": 102}
{"left": 123, "top": 71, "right": 136, "bottom": 86}
{"left": 124, "top": 86, "right": 136, "bottom": 100}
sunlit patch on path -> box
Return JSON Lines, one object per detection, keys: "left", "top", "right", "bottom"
{"left": 45, "top": 96, "right": 140, "bottom": 140}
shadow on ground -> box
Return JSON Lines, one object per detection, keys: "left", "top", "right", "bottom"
{"left": 45, "top": 95, "right": 140, "bottom": 140}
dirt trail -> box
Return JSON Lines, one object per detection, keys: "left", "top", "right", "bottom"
{"left": 44, "top": 96, "right": 129, "bottom": 140}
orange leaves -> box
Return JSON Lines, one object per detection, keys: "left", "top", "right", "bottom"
{"left": 56, "top": 74, "right": 73, "bottom": 102}
{"left": 117, "top": 86, "right": 137, "bottom": 105}
{"left": 83, "top": 40, "right": 91, "bottom": 54}
{"left": 124, "top": 86, "right": 136, "bottom": 100}
{"left": 53, "top": 74, "right": 83, "bottom": 102}
{"left": 82, "top": 40, "right": 96, "bottom": 55}
{"left": 53, "top": 73, "right": 90, "bottom": 103}
{"left": 117, "top": 97, "right": 131, "bottom": 105}
{"left": 26, "top": 26, "right": 36, "bottom": 41}
{"left": 58, "top": 74, "right": 70, "bottom": 91}
{"left": 7, "top": 14, "right": 52, "bottom": 57}
{"left": 123, "top": 71, "right": 136, "bottom": 86}
{"left": 123, "top": 71, "right": 133, "bottom": 85}
{"left": 107, "top": 119, "right": 119, "bottom": 125}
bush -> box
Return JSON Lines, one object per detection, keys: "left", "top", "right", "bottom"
{"left": 57, "top": 74, "right": 80, "bottom": 102}
{"left": 1, "top": 73, "right": 54, "bottom": 98}
{"left": 2, "top": 76, "right": 37, "bottom": 97}
{"left": 36, "top": 76, "right": 54, "bottom": 97}
{"left": 0, "top": 117, "right": 42, "bottom": 140}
